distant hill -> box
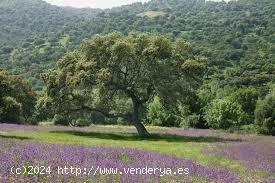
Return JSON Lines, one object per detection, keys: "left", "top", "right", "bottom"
{"left": 0, "top": 0, "right": 274, "bottom": 90}
{"left": 0, "top": 0, "right": 102, "bottom": 89}
{"left": 0, "top": 0, "right": 99, "bottom": 46}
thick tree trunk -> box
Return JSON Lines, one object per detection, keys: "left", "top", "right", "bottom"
{"left": 132, "top": 98, "right": 150, "bottom": 137}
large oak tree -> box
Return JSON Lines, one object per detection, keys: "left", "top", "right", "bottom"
{"left": 40, "top": 32, "right": 206, "bottom": 137}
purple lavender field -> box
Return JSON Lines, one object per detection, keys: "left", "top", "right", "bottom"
{"left": 0, "top": 124, "right": 274, "bottom": 182}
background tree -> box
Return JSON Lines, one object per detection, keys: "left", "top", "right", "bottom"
{"left": 255, "top": 89, "right": 275, "bottom": 135}
{"left": 0, "top": 68, "right": 36, "bottom": 124}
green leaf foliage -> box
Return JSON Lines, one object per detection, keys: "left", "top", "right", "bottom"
{"left": 204, "top": 98, "right": 246, "bottom": 129}
{"left": 255, "top": 89, "right": 275, "bottom": 135}
{"left": 0, "top": 68, "right": 37, "bottom": 123}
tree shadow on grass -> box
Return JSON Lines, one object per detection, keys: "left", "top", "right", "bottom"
{"left": 0, "top": 134, "right": 31, "bottom": 140}
{"left": 50, "top": 130, "right": 242, "bottom": 143}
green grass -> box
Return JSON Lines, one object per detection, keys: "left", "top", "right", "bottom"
{"left": 0, "top": 125, "right": 273, "bottom": 181}
{"left": 0, "top": 128, "right": 249, "bottom": 171}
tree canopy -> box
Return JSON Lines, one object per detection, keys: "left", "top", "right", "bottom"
{"left": 38, "top": 32, "right": 206, "bottom": 136}
{"left": 0, "top": 68, "right": 36, "bottom": 123}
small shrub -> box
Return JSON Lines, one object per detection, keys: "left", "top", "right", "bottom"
{"left": 26, "top": 116, "right": 39, "bottom": 125}
{"left": 239, "top": 124, "right": 258, "bottom": 133}
{"left": 74, "top": 118, "right": 91, "bottom": 127}
{"left": 179, "top": 114, "right": 200, "bottom": 128}
{"left": 52, "top": 114, "right": 69, "bottom": 126}
{"left": 162, "top": 114, "right": 178, "bottom": 127}
{"left": 117, "top": 117, "right": 128, "bottom": 126}
{"left": 90, "top": 111, "right": 105, "bottom": 124}
{"left": 204, "top": 98, "right": 245, "bottom": 129}
{"left": 146, "top": 96, "right": 178, "bottom": 127}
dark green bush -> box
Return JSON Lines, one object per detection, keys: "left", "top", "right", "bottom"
{"left": 255, "top": 90, "right": 275, "bottom": 135}
{"left": 146, "top": 96, "right": 179, "bottom": 127}
{"left": 0, "top": 97, "right": 22, "bottom": 124}
{"left": 179, "top": 114, "right": 200, "bottom": 128}
{"left": 204, "top": 98, "right": 246, "bottom": 129}
{"left": 74, "top": 118, "right": 92, "bottom": 127}
{"left": 52, "top": 114, "right": 69, "bottom": 126}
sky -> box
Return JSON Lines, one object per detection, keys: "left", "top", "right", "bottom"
{"left": 44, "top": 0, "right": 151, "bottom": 9}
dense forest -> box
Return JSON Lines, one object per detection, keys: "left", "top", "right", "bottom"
{"left": 0, "top": 0, "right": 274, "bottom": 136}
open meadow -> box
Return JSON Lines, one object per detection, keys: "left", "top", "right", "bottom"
{"left": 0, "top": 124, "right": 274, "bottom": 183}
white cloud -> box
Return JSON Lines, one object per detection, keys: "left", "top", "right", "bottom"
{"left": 44, "top": 0, "right": 151, "bottom": 9}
